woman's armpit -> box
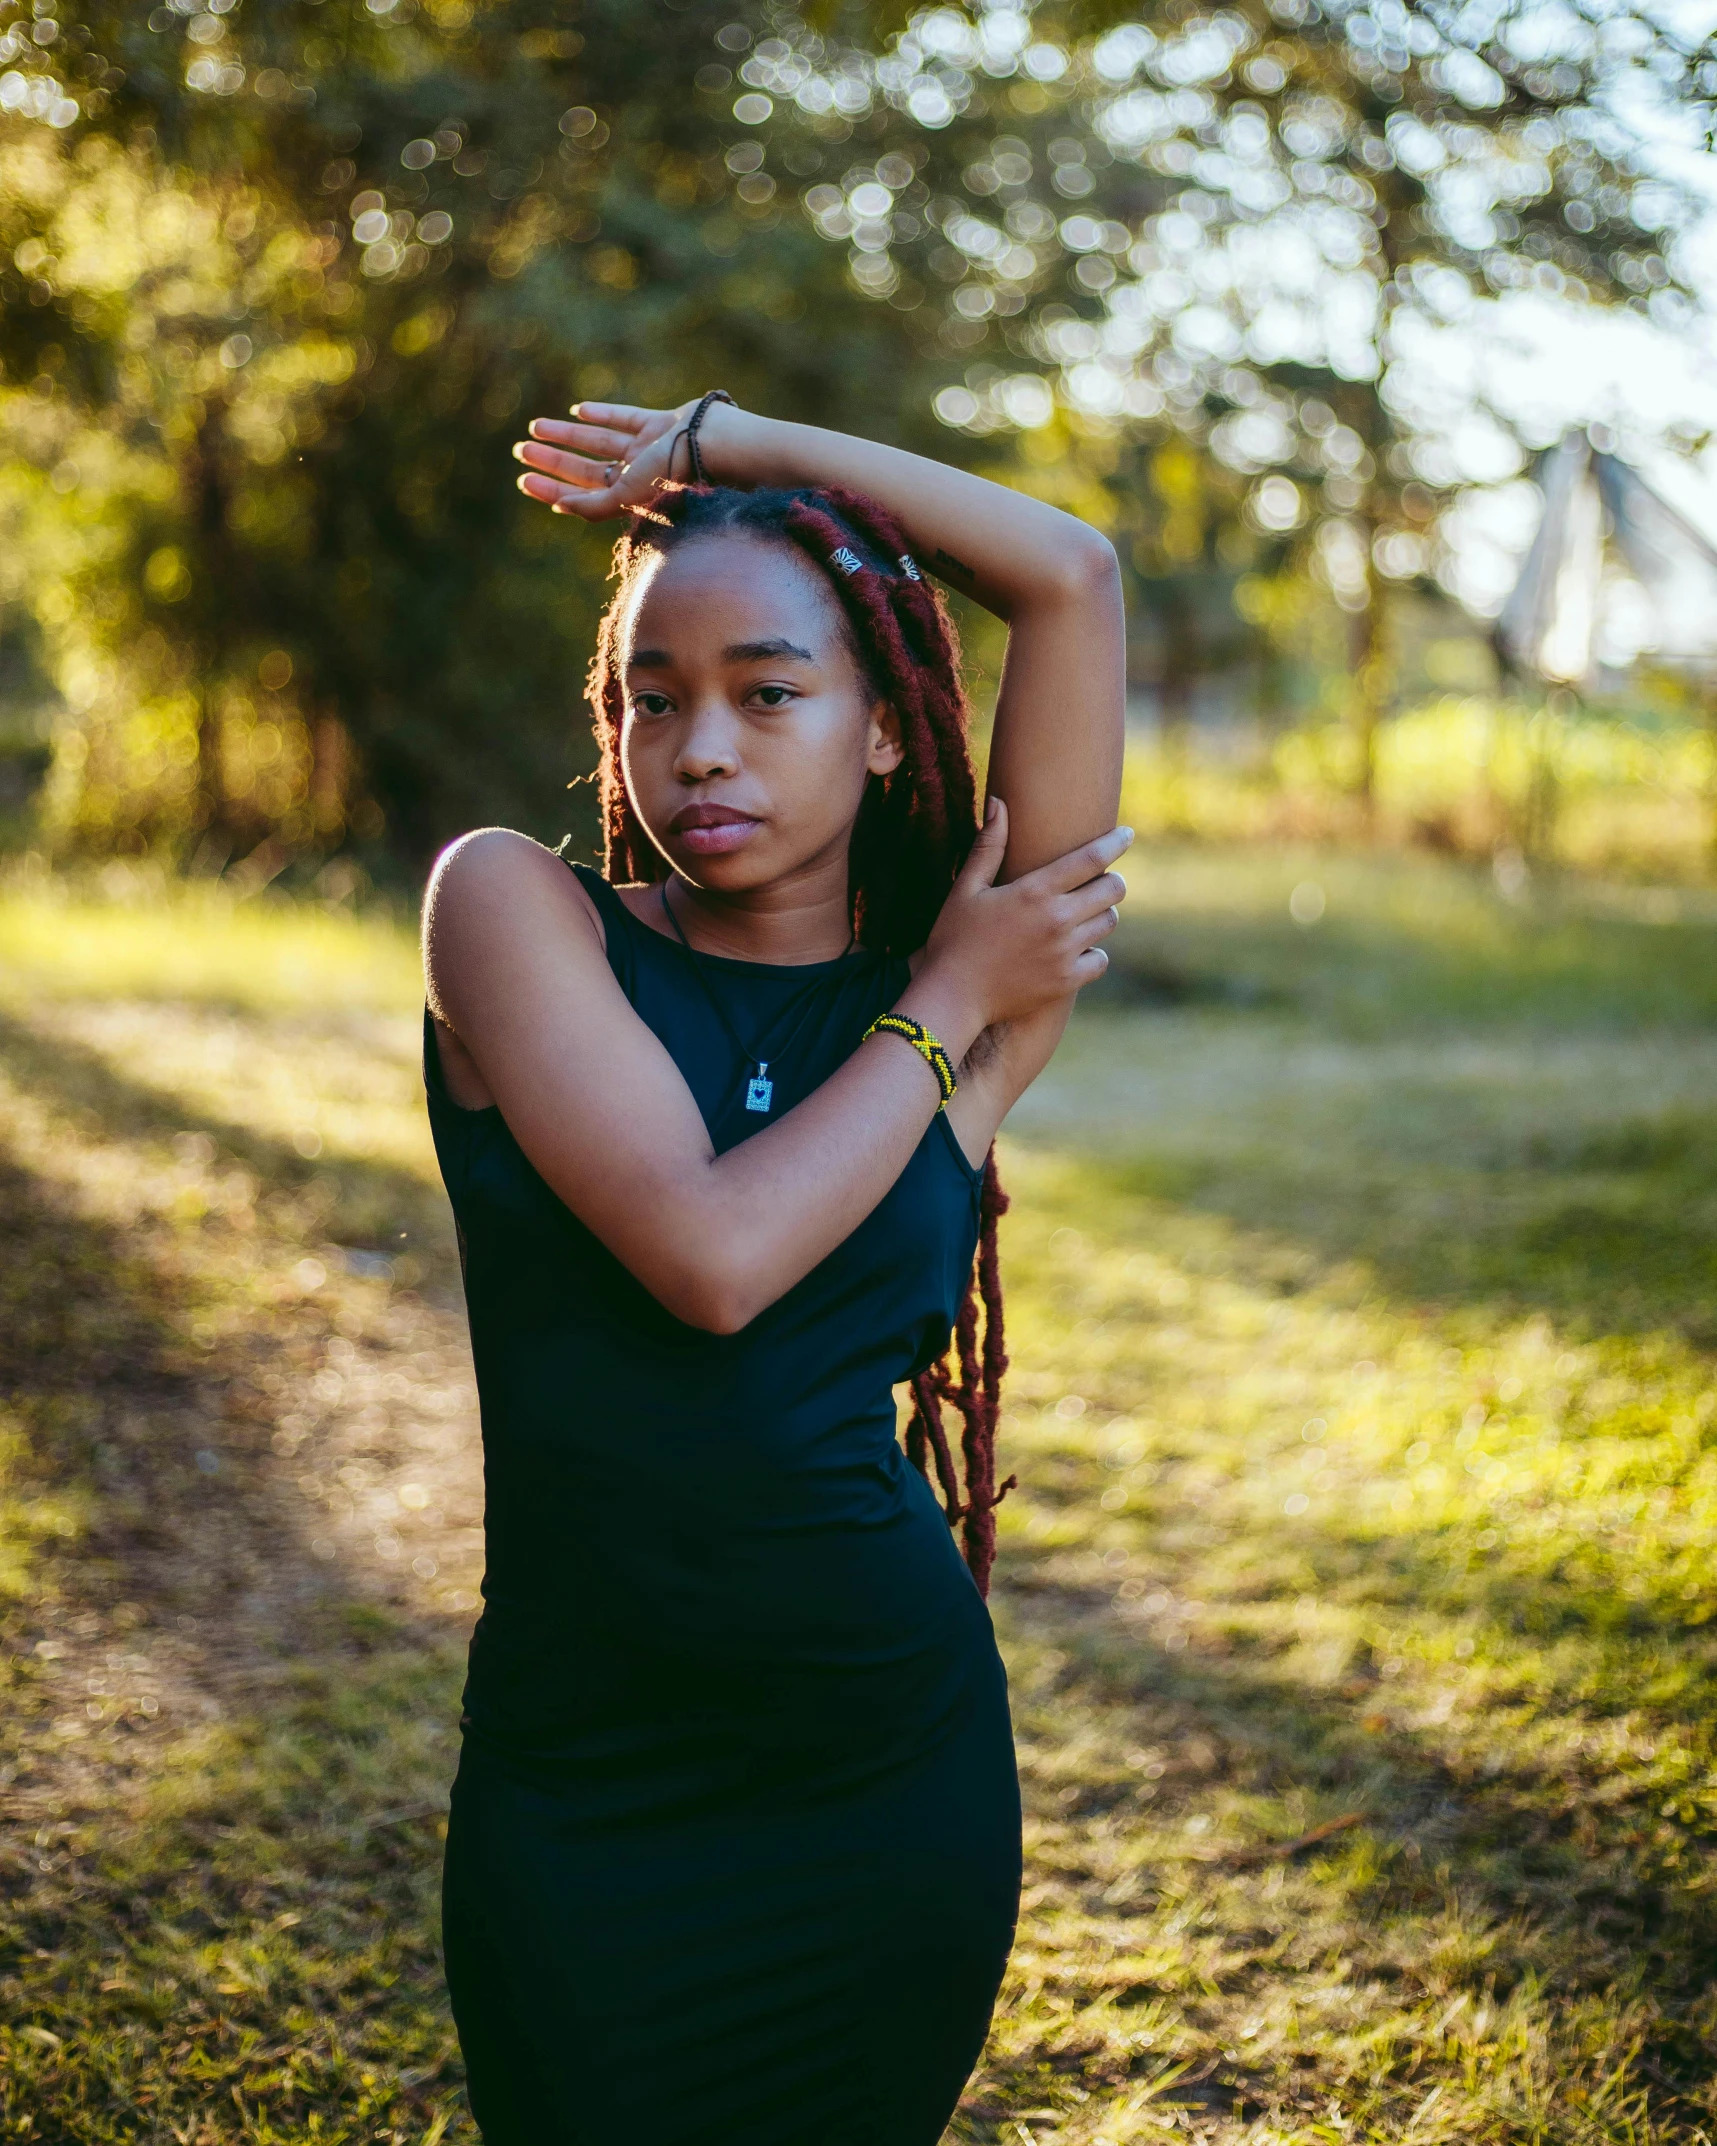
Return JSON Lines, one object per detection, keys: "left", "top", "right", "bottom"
{"left": 431, "top": 1017, "right": 497, "bottom": 1113}
{"left": 946, "top": 1000, "right": 1071, "bottom": 1158}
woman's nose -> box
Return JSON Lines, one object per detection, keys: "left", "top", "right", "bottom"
{"left": 673, "top": 700, "right": 740, "bottom": 781}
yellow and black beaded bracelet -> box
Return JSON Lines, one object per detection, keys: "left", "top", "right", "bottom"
{"left": 863, "top": 1012, "right": 958, "bottom": 1107}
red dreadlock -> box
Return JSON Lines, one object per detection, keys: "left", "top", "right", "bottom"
{"left": 586, "top": 480, "right": 1015, "bottom": 1595}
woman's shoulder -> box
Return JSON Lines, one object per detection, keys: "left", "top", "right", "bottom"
{"left": 424, "top": 829, "right": 612, "bottom": 977}
{"left": 428, "top": 827, "right": 606, "bottom": 906}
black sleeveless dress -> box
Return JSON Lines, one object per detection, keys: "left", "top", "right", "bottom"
{"left": 425, "top": 864, "right": 1021, "bottom": 2146}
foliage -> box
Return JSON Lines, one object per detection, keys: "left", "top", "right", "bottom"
{"left": 0, "top": 0, "right": 1708, "bottom": 863}
{"left": 2, "top": 842, "right": 1717, "bottom": 2137}
{"left": 779, "top": 0, "right": 1708, "bottom": 760}
{"left": 0, "top": 0, "right": 948, "bottom": 869}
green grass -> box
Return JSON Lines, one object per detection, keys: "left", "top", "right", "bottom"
{"left": 0, "top": 845, "right": 1714, "bottom": 2142}
{"left": 1118, "top": 703, "right": 1717, "bottom": 886}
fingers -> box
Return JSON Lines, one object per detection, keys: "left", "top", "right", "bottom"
{"left": 515, "top": 470, "right": 619, "bottom": 518}
{"left": 1031, "top": 823, "right": 1135, "bottom": 895}
{"left": 956, "top": 796, "right": 1008, "bottom": 889}
{"left": 516, "top": 470, "right": 574, "bottom": 506}
{"left": 1060, "top": 869, "right": 1128, "bottom": 924}
{"left": 514, "top": 439, "right": 611, "bottom": 489}
{"left": 1061, "top": 869, "right": 1122, "bottom": 988}
{"left": 1072, "top": 823, "right": 1135, "bottom": 882}
{"left": 567, "top": 402, "right": 654, "bottom": 432}
{"left": 1061, "top": 897, "right": 1119, "bottom": 975}
{"left": 528, "top": 416, "right": 640, "bottom": 459}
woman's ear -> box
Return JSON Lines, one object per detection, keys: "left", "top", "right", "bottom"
{"left": 866, "top": 700, "right": 904, "bottom": 778}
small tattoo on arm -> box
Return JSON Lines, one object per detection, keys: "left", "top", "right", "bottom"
{"left": 932, "top": 546, "right": 976, "bottom": 581}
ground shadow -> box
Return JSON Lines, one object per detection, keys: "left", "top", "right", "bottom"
{"left": 1020, "top": 1442, "right": 1717, "bottom": 1684}
{"left": 1030, "top": 1021, "right": 1717, "bottom": 1355}
{"left": 0, "top": 1019, "right": 477, "bottom": 2139}
{"left": 0, "top": 1003, "right": 459, "bottom": 1291}
{"left": 981, "top": 1562, "right": 1717, "bottom": 2127}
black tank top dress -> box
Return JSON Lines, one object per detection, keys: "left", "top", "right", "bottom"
{"left": 425, "top": 864, "right": 1021, "bottom": 2146}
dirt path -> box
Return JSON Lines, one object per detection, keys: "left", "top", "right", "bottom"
{"left": 0, "top": 994, "right": 489, "bottom": 2139}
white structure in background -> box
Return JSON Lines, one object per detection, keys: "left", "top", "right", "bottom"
{"left": 1496, "top": 431, "right": 1717, "bottom": 688}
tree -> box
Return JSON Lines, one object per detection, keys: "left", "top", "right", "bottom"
{"left": 1, "top": 0, "right": 1706, "bottom": 862}
{"left": 760, "top": 0, "right": 1710, "bottom": 787}
{"left": 0, "top": 0, "right": 949, "bottom": 868}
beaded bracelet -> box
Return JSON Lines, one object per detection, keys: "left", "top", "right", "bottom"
{"left": 863, "top": 1013, "right": 958, "bottom": 1107}
{"left": 678, "top": 388, "right": 735, "bottom": 485}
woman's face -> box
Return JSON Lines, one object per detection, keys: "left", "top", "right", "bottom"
{"left": 618, "top": 534, "right": 902, "bottom": 894}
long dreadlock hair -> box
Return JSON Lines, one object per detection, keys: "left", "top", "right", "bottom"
{"left": 586, "top": 480, "right": 1015, "bottom": 1595}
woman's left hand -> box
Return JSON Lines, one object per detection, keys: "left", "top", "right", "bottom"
{"left": 513, "top": 399, "right": 697, "bottom": 518}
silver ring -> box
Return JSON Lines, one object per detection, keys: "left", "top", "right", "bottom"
{"left": 604, "top": 460, "right": 619, "bottom": 484}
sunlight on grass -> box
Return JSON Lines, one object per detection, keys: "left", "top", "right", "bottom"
{"left": 964, "top": 1130, "right": 1717, "bottom": 2139}
{"left": 1120, "top": 704, "right": 1717, "bottom": 886}
{"left": 0, "top": 854, "right": 1714, "bottom": 2143}
{"left": 0, "top": 869, "right": 421, "bottom": 1013}
{"left": 957, "top": 844, "right": 1717, "bottom": 2142}
{"left": 1110, "top": 841, "right": 1717, "bottom": 1031}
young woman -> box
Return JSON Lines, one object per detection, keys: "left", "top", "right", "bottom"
{"left": 421, "top": 390, "right": 1126, "bottom": 2144}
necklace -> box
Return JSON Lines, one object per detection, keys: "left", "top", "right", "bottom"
{"left": 659, "top": 881, "right": 855, "bottom": 1115}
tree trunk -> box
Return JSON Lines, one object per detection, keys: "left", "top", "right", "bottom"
{"left": 185, "top": 399, "right": 230, "bottom": 845}
{"left": 1156, "top": 583, "right": 1198, "bottom": 832}
{"left": 1704, "top": 682, "right": 1717, "bottom": 873}
{"left": 309, "top": 712, "right": 352, "bottom": 843}
{"left": 1159, "top": 582, "right": 1198, "bottom": 744}
{"left": 1347, "top": 556, "right": 1388, "bottom": 812}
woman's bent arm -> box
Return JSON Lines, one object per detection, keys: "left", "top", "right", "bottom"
{"left": 705, "top": 408, "right": 1125, "bottom": 882}
{"left": 426, "top": 819, "right": 1126, "bottom": 1334}
{"left": 517, "top": 401, "right": 1126, "bottom": 885}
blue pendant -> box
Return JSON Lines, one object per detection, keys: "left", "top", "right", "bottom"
{"left": 745, "top": 1063, "right": 773, "bottom": 1113}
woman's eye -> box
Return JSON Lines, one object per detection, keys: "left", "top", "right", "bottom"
{"left": 752, "top": 685, "right": 795, "bottom": 708}
{"left": 633, "top": 693, "right": 673, "bottom": 717}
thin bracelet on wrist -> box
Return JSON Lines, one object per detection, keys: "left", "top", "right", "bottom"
{"left": 676, "top": 389, "right": 735, "bottom": 485}
{"left": 863, "top": 1013, "right": 958, "bottom": 1107}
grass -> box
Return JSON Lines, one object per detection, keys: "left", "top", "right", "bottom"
{"left": 0, "top": 845, "right": 1714, "bottom": 2142}
{"left": 1119, "top": 698, "right": 1717, "bottom": 885}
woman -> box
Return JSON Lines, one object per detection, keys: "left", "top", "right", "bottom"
{"left": 422, "top": 389, "right": 1126, "bottom": 2144}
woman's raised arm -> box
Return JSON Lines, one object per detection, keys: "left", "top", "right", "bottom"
{"left": 515, "top": 399, "right": 1126, "bottom": 883}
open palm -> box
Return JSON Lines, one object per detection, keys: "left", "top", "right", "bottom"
{"left": 513, "top": 399, "right": 699, "bottom": 520}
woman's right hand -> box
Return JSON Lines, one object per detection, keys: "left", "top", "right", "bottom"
{"left": 917, "top": 801, "right": 1132, "bottom": 1037}
{"left": 515, "top": 399, "right": 692, "bottom": 519}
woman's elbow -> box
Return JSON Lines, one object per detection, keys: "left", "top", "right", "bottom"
{"left": 1070, "top": 528, "right": 1122, "bottom": 594}
{"left": 623, "top": 1185, "right": 775, "bottom": 1333}
{"left": 1041, "top": 525, "right": 1121, "bottom": 603}
{"left": 652, "top": 1259, "right": 767, "bottom": 1336}
{"left": 675, "top": 1286, "right": 756, "bottom": 1337}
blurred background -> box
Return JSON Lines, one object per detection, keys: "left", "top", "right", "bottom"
{"left": 3, "top": 0, "right": 1717, "bottom": 886}
{"left": 7, "top": 6, "right": 1717, "bottom": 2143}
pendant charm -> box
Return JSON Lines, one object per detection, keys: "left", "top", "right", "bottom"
{"left": 745, "top": 1063, "right": 773, "bottom": 1114}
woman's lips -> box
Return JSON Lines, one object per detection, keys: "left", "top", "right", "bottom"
{"left": 669, "top": 805, "right": 762, "bottom": 856}
{"left": 679, "top": 821, "right": 759, "bottom": 855}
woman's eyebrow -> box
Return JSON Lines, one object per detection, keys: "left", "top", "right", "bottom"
{"left": 726, "top": 637, "right": 815, "bottom": 663}
{"left": 627, "top": 637, "right": 816, "bottom": 671}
